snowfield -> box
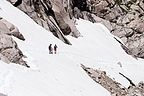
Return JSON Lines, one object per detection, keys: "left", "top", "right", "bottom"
{"left": 0, "top": 0, "right": 144, "bottom": 96}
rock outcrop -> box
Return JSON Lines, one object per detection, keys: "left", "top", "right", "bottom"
{"left": 8, "top": 0, "right": 82, "bottom": 44}
{"left": 81, "top": 64, "right": 144, "bottom": 96}
{"left": 0, "top": 93, "right": 7, "bottom": 96}
{"left": 8, "top": 0, "right": 144, "bottom": 58}
{"left": 86, "top": 0, "right": 144, "bottom": 58}
{"left": 0, "top": 17, "right": 29, "bottom": 67}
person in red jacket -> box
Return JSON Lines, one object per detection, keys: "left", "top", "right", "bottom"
{"left": 54, "top": 44, "right": 57, "bottom": 54}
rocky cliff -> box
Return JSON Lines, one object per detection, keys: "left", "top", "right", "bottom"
{"left": 8, "top": 0, "right": 81, "bottom": 45}
{"left": 8, "top": 0, "right": 144, "bottom": 58}
{"left": 0, "top": 17, "right": 29, "bottom": 67}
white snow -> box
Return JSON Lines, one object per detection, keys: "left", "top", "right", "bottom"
{"left": 0, "top": 0, "right": 144, "bottom": 96}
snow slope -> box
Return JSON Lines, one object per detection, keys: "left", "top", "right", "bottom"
{"left": 0, "top": 0, "right": 144, "bottom": 96}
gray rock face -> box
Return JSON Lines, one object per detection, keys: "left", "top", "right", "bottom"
{"left": 86, "top": 0, "right": 144, "bottom": 58}
{"left": 81, "top": 64, "right": 144, "bottom": 96}
{"left": 8, "top": 0, "right": 81, "bottom": 44}
{"left": 0, "top": 17, "right": 29, "bottom": 67}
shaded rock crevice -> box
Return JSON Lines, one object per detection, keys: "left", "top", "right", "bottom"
{"left": 72, "top": 0, "right": 89, "bottom": 11}
{"left": 13, "top": 0, "right": 22, "bottom": 7}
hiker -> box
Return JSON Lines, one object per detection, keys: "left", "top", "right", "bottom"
{"left": 54, "top": 44, "right": 57, "bottom": 54}
{"left": 48, "top": 44, "right": 53, "bottom": 54}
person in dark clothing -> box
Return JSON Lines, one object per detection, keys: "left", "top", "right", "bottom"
{"left": 49, "top": 44, "right": 53, "bottom": 54}
{"left": 54, "top": 44, "right": 57, "bottom": 54}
